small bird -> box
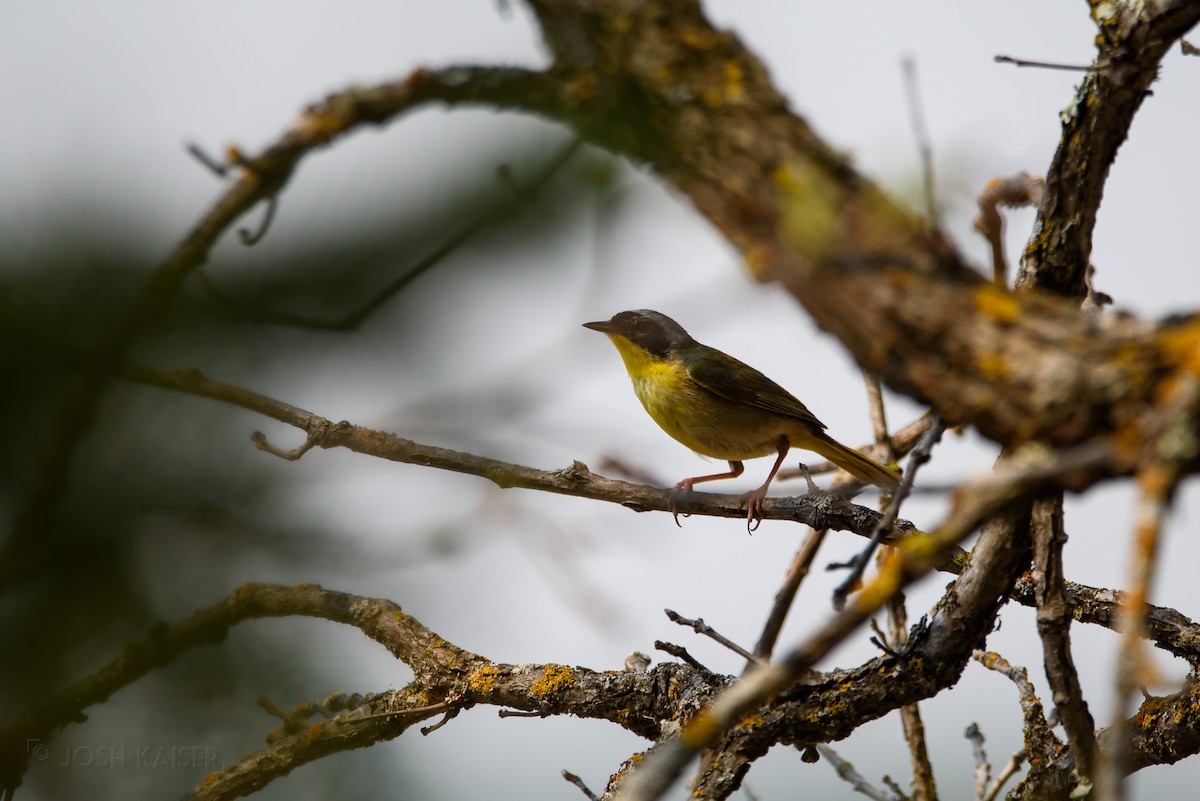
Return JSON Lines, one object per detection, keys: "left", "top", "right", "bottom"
{"left": 584, "top": 309, "right": 901, "bottom": 530}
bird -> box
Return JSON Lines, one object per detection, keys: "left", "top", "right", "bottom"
{"left": 583, "top": 309, "right": 901, "bottom": 530}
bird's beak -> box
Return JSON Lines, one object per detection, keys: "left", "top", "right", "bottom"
{"left": 582, "top": 320, "right": 614, "bottom": 333}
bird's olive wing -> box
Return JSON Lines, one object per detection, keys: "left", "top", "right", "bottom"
{"left": 685, "top": 349, "right": 827, "bottom": 430}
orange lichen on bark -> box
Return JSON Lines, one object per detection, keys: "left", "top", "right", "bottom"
{"left": 530, "top": 664, "right": 575, "bottom": 699}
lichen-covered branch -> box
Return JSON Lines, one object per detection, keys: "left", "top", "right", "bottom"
{"left": 1030, "top": 498, "right": 1096, "bottom": 779}
{"left": 612, "top": 447, "right": 1087, "bottom": 800}
{"left": 1018, "top": 0, "right": 1200, "bottom": 296}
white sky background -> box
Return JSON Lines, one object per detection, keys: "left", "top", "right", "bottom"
{"left": 4, "top": 1, "right": 1200, "bottom": 799}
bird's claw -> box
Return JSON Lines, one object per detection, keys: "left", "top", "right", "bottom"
{"left": 739, "top": 487, "right": 768, "bottom": 533}
{"left": 669, "top": 482, "right": 694, "bottom": 527}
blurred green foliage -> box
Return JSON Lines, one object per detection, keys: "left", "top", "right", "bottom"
{"left": 0, "top": 131, "right": 624, "bottom": 799}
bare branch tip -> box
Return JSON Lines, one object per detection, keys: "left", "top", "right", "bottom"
{"left": 419, "top": 708, "right": 459, "bottom": 735}
{"left": 238, "top": 195, "right": 279, "bottom": 246}
{"left": 185, "top": 142, "right": 230, "bottom": 177}
{"left": 562, "top": 770, "right": 601, "bottom": 801}
{"left": 251, "top": 430, "right": 317, "bottom": 461}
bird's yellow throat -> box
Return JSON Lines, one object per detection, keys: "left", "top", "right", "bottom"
{"left": 605, "top": 334, "right": 687, "bottom": 394}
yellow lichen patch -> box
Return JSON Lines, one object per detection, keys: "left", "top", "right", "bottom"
{"left": 1111, "top": 420, "right": 1146, "bottom": 464}
{"left": 1158, "top": 318, "right": 1200, "bottom": 375}
{"left": 608, "top": 13, "right": 634, "bottom": 34}
{"left": 853, "top": 563, "right": 903, "bottom": 614}
{"left": 680, "top": 709, "right": 719, "bottom": 749}
{"left": 681, "top": 26, "right": 720, "bottom": 51}
{"left": 741, "top": 241, "right": 773, "bottom": 278}
{"left": 530, "top": 664, "right": 575, "bottom": 699}
{"left": 737, "top": 712, "right": 765, "bottom": 731}
{"left": 974, "top": 284, "right": 1021, "bottom": 325}
{"left": 975, "top": 651, "right": 1001, "bottom": 670}
{"left": 949, "top": 550, "right": 971, "bottom": 572}
{"left": 305, "top": 723, "right": 325, "bottom": 745}
{"left": 469, "top": 665, "right": 501, "bottom": 695}
{"left": 774, "top": 160, "right": 843, "bottom": 263}
{"left": 723, "top": 60, "right": 746, "bottom": 103}
{"left": 701, "top": 86, "right": 725, "bottom": 108}
{"left": 978, "top": 351, "right": 1011, "bottom": 381}
{"left": 1139, "top": 462, "right": 1175, "bottom": 503}
{"left": 886, "top": 270, "right": 916, "bottom": 290}
{"left": 896, "top": 530, "right": 942, "bottom": 562}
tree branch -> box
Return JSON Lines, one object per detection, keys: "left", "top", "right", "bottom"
{"left": 2, "top": 64, "right": 572, "bottom": 589}
{"left": 117, "top": 362, "right": 933, "bottom": 538}
{"left": 1017, "top": 0, "right": 1200, "bottom": 296}
{"left": 117, "top": 360, "right": 1200, "bottom": 666}
{"left": 612, "top": 445, "right": 1097, "bottom": 800}
{"left": 1030, "top": 497, "right": 1096, "bottom": 780}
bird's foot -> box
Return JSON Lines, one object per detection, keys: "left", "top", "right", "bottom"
{"left": 669, "top": 480, "right": 694, "bottom": 527}
{"left": 738, "top": 486, "right": 768, "bottom": 533}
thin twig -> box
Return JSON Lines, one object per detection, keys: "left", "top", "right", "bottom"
{"left": 562, "top": 770, "right": 601, "bottom": 801}
{"left": 665, "top": 610, "right": 759, "bottom": 665}
{"left": 613, "top": 446, "right": 1108, "bottom": 801}
{"left": 186, "top": 142, "right": 231, "bottom": 177}
{"left": 197, "top": 138, "right": 583, "bottom": 329}
{"left": 832, "top": 417, "right": 946, "bottom": 609}
{"left": 654, "top": 641, "right": 711, "bottom": 674}
{"left": 1030, "top": 496, "right": 1095, "bottom": 779}
{"left": 237, "top": 195, "right": 279, "bottom": 246}
{"left": 901, "top": 56, "right": 938, "bottom": 230}
{"left": 972, "top": 651, "right": 1060, "bottom": 772}
{"left": 1097, "top": 461, "right": 1179, "bottom": 801}
{"left": 973, "top": 172, "right": 1044, "bottom": 287}
{"left": 250, "top": 430, "right": 318, "bottom": 460}
{"left": 994, "top": 54, "right": 1107, "bottom": 71}
{"left": 1, "top": 64, "right": 566, "bottom": 592}
{"left": 111, "top": 362, "right": 940, "bottom": 538}
{"left": 963, "top": 723, "right": 990, "bottom": 801}
{"left": 817, "top": 744, "right": 899, "bottom": 801}
{"left": 748, "top": 527, "right": 828, "bottom": 668}
{"left": 983, "top": 749, "right": 1026, "bottom": 801}
{"left": 419, "top": 708, "right": 460, "bottom": 735}
{"left": 882, "top": 776, "right": 912, "bottom": 801}
{"left": 867, "top": 372, "right": 937, "bottom": 801}
{"left": 890, "top": 589, "right": 938, "bottom": 801}
{"left": 863, "top": 373, "right": 894, "bottom": 457}
{"left": 55, "top": 354, "right": 1195, "bottom": 657}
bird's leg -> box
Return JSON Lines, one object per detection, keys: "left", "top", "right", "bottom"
{"left": 671, "top": 461, "right": 745, "bottom": 527}
{"left": 739, "top": 437, "right": 790, "bottom": 533}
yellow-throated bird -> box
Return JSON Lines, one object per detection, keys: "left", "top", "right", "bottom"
{"left": 584, "top": 309, "right": 901, "bottom": 530}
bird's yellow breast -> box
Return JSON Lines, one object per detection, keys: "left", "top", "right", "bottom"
{"left": 606, "top": 334, "right": 785, "bottom": 460}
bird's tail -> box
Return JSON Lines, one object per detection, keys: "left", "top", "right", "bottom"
{"left": 808, "top": 433, "right": 902, "bottom": 491}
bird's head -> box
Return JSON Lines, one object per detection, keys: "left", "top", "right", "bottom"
{"left": 582, "top": 309, "right": 693, "bottom": 359}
